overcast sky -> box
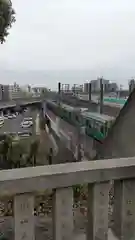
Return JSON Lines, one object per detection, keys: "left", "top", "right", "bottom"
{"left": 1, "top": 0, "right": 135, "bottom": 88}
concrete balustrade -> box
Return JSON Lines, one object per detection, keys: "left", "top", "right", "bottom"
{"left": 0, "top": 157, "right": 135, "bottom": 239}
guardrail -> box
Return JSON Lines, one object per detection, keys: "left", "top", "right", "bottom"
{"left": 0, "top": 157, "right": 135, "bottom": 239}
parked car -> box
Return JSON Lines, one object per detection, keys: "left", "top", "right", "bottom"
{"left": 18, "top": 131, "right": 32, "bottom": 137}
{"left": 8, "top": 114, "right": 16, "bottom": 119}
{"left": 23, "top": 117, "right": 33, "bottom": 126}
{"left": 0, "top": 117, "right": 4, "bottom": 127}
{"left": 21, "top": 121, "right": 32, "bottom": 128}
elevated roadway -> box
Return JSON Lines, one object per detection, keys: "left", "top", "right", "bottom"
{"left": 0, "top": 97, "right": 42, "bottom": 110}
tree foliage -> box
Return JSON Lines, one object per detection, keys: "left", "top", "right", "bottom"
{"left": 27, "top": 138, "right": 40, "bottom": 166}
{"left": 0, "top": 135, "right": 40, "bottom": 169}
{"left": 0, "top": 0, "right": 16, "bottom": 44}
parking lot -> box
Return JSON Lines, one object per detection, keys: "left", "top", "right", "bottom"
{"left": 0, "top": 107, "right": 38, "bottom": 136}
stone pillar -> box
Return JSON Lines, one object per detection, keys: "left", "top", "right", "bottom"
{"left": 52, "top": 187, "right": 73, "bottom": 240}
{"left": 113, "top": 179, "right": 135, "bottom": 239}
{"left": 87, "top": 182, "right": 109, "bottom": 240}
{"left": 14, "top": 194, "right": 34, "bottom": 240}
{"left": 112, "top": 180, "right": 123, "bottom": 237}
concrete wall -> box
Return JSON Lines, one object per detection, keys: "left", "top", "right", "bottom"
{"left": 97, "top": 88, "right": 135, "bottom": 159}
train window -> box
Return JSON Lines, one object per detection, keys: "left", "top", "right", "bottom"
{"left": 86, "top": 119, "right": 89, "bottom": 126}
{"left": 89, "top": 122, "right": 91, "bottom": 128}
{"left": 104, "top": 122, "right": 108, "bottom": 135}
{"left": 100, "top": 125, "right": 104, "bottom": 134}
{"left": 94, "top": 121, "right": 98, "bottom": 129}
{"left": 90, "top": 119, "right": 94, "bottom": 128}
{"left": 69, "top": 112, "right": 71, "bottom": 118}
{"left": 75, "top": 115, "right": 79, "bottom": 122}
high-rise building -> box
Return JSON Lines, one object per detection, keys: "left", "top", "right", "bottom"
{"left": 0, "top": 85, "right": 10, "bottom": 101}
{"left": 90, "top": 78, "right": 118, "bottom": 93}
{"left": 84, "top": 83, "right": 89, "bottom": 93}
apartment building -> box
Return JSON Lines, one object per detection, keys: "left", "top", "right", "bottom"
{"left": 90, "top": 78, "right": 118, "bottom": 93}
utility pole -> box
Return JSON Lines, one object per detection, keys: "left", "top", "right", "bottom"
{"left": 88, "top": 82, "right": 92, "bottom": 103}
{"left": 58, "top": 82, "right": 61, "bottom": 105}
{"left": 99, "top": 77, "right": 104, "bottom": 114}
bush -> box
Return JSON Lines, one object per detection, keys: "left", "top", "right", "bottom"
{"left": 0, "top": 0, "right": 16, "bottom": 43}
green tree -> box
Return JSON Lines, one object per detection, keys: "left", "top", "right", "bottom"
{"left": 0, "top": 0, "right": 16, "bottom": 44}
{"left": 0, "top": 135, "right": 13, "bottom": 168}
{"left": 0, "top": 136, "right": 30, "bottom": 169}
{"left": 27, "top": 139, "right": 40, "bottom": 166}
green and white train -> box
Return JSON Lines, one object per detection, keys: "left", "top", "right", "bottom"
{"left": 46, "top": 100, "right": 115, "bottom": 142}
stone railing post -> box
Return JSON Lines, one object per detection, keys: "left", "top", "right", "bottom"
{"left": 112, "top": 180, "right": 122, "bottom": 237}
{"left": 113, "top": 179, "right": 135, "bottom": 239}
{"left": 14, "top": 194, "right": 35, "bottom": 240}
{"left": 87, "top": 182, "right": 109, "bottom": 240}
{"left": 52, "top": 187, "right": 73, "bottom": 240}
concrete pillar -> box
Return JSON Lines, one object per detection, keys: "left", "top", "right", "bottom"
{"left": 87, "top": 182, "right": 109, "bottom": 240}
{"left": 112, "top": 181, "right": 123, "bottom": 237}
{"left": 35, "top": 114, "right": 40, "bottom": 135}
{"left": 121, "top": 179, "right": 135, "bottom": 240}
{"left": 14, "top": 194, "right": 35, "bottom": 240}
{"left": 52, "top": 187, "right": 73, "bottom": 240}
{"left": 67, "top": 132, "right": 73, "bottom": 151}
{"left": 42, "top": 101, "right": 46, "bottom": 118}
{"left": 113, "top": 179, "right": 135, "bottom": 239}
{"left": 56, "top": 117, "right": 60, "bottom": 135}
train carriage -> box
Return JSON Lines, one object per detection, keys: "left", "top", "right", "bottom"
{"left": 46, "top": 100, "right": 115, "bottom": 142}
{"left": 81, "top": 111, "right": 115, "bottom": 141}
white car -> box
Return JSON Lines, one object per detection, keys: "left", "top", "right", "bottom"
{"left": 21, "top": 121, "right": 32, "bottom": 128}
{"left": 7, "top": 115, "right": 13, "bottom": 119}
{"left": 12, "top": 114, "right": 16, "bottom": 118}
{"left": 23, "top": 118, "right": 33, "bottom": 126}
{"left": 8, "top": 114, "right": 16, "bottom": 119}
{"left": 0, "top": 118, "right": 4, "bottom": 127}
{"left": 23, "top": 117, "right": 33, "bottom": 122}
{"left": 18, "top": 131, "right": 32, "bottom": 137}
{"left": 4, "top": 114, "right": 9, "bottom": 119}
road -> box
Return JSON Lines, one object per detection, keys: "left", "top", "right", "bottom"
{"left": 0, "top": 108, "right": 38, "bottom": 135}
